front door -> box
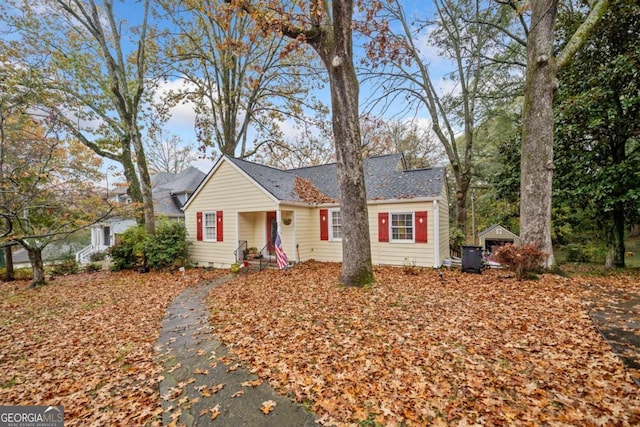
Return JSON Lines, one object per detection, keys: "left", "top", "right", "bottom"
{"left": 266, "top": 211, "right": 277, "bottom": 252}
{"left": 103, "top": 226, "right": 111, "bottom": 246}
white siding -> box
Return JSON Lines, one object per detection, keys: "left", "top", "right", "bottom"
{"left": 369, "top": 202, "right": 435, "bottom": 267}
{"left": 184, "top": 160, "right": 277, "bottom": 267}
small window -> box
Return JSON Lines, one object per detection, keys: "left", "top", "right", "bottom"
{"left": 391, "top": 213, "right": 414, "bottom": 242}
{"left": 204, "top": 212, "right": 217, "bottom": 241}
{"left": 330, "top": 209, "right": 342, "bottom": 240}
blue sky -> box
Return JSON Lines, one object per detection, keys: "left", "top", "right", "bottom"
{"left": 152, "top": 0, "right": 455, "bottom": 173}
{"left": 3, "top": 0, "right": 454, "bottom": 177}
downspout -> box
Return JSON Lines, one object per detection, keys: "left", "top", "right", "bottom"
{"left": 433, "top": 200, "right": 440, "bottom": 268}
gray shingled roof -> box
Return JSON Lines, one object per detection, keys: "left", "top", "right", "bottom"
{"left": 226, "top": 153, "right": 445, "bottom": 203}
{"left": 153, "top": 167, "right": 206, "bottom": 217}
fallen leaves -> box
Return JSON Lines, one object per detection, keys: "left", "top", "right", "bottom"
{"left": 0, "top": 268, "right": 226, "bottom": 426}
{"left": 260, "top": 399, "right": 276, "bottom": 414}
{"left": 208, "top": 261, "right": 640, "bottom": 426}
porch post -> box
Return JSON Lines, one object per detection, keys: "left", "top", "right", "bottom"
{"left": 276, "top": 210, "right": 282, "bottom": 231}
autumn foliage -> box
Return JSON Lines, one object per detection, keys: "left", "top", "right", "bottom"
{"left": 1, "top": 263, "right": 639, "bottom": 426}
{"left": 209, "top": 262, "right": 639, "bottom": 426}
{"left": 0, "top": 268, "right": 225, "bottom": 426}
{"left": 494, "top": 243, "right": 548, "bottom": 279}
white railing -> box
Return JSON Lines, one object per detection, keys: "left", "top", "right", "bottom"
{"left": 75, "top": 244, "right": 110, "bottom": 264}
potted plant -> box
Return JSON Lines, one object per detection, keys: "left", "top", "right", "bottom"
{"left": 282, "top": 217, "right": 292, "bottom": 225}
{"left": 247, "top": 247, "right": 258, "bottom": 258}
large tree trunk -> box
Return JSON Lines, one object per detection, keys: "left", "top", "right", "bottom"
{"left": 313, "top": 0, "right": 373, "bottom": 286}
{"left": 27, "top": 247, "right": 45, "bottom": 287}
{"left": 132, "top": 127, "right": 155, "bottom": 235}
{"left": 519, "top": 0, "right": 558, "bottom": 268}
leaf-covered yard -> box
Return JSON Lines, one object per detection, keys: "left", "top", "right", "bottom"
{"left": 0, "top": 269, "right": 226, "bottom": 426}
{"left": 209, "top": 262, "right": 640, "bottom": 426}
{"left": 1, "top": 263, "right": 639, "bottom": 426}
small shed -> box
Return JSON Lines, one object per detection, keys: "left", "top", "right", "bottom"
{"left": 478, "top": 224, "right": 520, "bottom": 253}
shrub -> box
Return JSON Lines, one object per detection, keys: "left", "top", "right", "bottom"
{"left": 108, "top": 221, "right": 190, "bottom": 271}
{"left": 89, "top": 251, "right": 107, "bottom": 262}
{"left": 494, "top": 243, "right": 548, "bottom": 280}
{"left": 449, "top": 227, "right": 466, "bottom": 255}
{"left": 566, "top": 244, "right": 595, "bottom": 263}
{"left": 49, "top": 258, "right": 79, "bottom": 276}
{"left": 144, "top": 220, "right": 190, "bottom": 269}
{"left": 83, "top": 262, "right": 103, "bottom": 273}
{"left": 108, "top": 226, "right": 147, "bottom": 271}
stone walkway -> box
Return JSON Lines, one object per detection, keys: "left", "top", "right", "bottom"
{"left": 155, "top": 275, "right": 317, "bottom": 426}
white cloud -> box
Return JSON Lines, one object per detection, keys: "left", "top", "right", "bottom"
{"left": 153, "top": 78, "right": 199, "bottom": 138}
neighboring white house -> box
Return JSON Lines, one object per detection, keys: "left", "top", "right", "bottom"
{"left": 76, "top": 167, "right": 205, "bottom": 263}
{"left": 183, "top": 153, "right": 450, "bottom": 269}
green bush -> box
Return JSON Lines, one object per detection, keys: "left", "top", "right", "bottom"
{"left": 566, "top": 244, "right": 595, "bottom": 263}
{"left": 83, "top": 262, "right": 103, "bottom": 273}
{"left": 494, "top": 244, "right": 548, "bottom": 280}
{"left": 108, "top": 226, "right": 147, "bottom": 271}
{"left": 89, "top": 251, "right": 107, "bottom": 262}
{"left": 49, "top": 258, "right": 79, "bottom": 276}
{"left": 108, "top": 221, "right": 190, "bottom": 271}
{"left": 144, "top": 220, "right": 190, "bottom": 269}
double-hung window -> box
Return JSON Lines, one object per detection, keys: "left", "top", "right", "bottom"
{"left": 330, "top": 209, "right": 342, "bottom": 240}
{"left": 204, "top": 212, "right": 217, "bottom": 241}
{"left": 391, "top": 212, "right": 414, "bottom": 242}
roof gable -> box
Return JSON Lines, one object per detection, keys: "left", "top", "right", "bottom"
{"left": 478, "top": 224, "right": 519, "bottom": 239}
{"left": 186, "top": 153, "right": 447, "bottom": 208}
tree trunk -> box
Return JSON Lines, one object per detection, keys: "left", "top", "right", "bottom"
{"left": 519, "top": 0, "right": 558, "bottom": 268}
{"left": 131, "top": 127, "right": 155, "bottom": 235}
{"left": 4, "top": 245, "right": 14, "bottom": 281}
{"left": 27, "top": 247, "right": 45, "bottom": 287}
{"left": 314, "top": 0, "right": 373, "bottom": 286}
{"left": 612, "top": 201, "right": 626, "bottom": 268}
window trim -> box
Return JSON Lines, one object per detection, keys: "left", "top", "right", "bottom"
{"left": 389, "top": 212, "right": 415, "bottom": 243}
{"left": 203, "top": 211, "right": 217, "bottom": 242}
{"left": 329, "top": 208, "right": 342, "bottom": 241}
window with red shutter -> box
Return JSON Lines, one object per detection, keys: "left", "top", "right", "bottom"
{"left": 196, "top": 212, "right": 203, "bottom": 241}
{"left": 216, "top": 211, "right": 223, "bottom": 242}
{"left": 415, "top": 211, "right": 428, "bottom": 243}
{"left": 378, "top": 212, "right": 389, "bottom": 242}
{"left": 320, "top": 209, "right": 329, "bottom": 241}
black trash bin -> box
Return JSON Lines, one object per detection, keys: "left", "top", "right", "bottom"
{"left": 461, "top": 245, "right": 483, "bottom": 274}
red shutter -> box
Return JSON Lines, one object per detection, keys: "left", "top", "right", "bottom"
{"left": 196, "top": 212, "right": 203, "bottom": 241}
{"left": 216, "top": 211, "right": 223, "bottom": 242}
{"left": 378, "top": 212, "right": 389, "bottom": 242}
{"left": 415, "top": 211, "right": 428, "bottom": 243}
{"left": 320, "top": 209, "right": 329, "bottom": 241}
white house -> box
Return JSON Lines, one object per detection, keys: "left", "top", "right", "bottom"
{"left": 76, "top": 167, "right": 205, "bottom": 263}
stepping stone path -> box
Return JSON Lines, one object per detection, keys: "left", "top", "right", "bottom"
{"left": 155, "top": 275, "right": 317, "bottom": 426}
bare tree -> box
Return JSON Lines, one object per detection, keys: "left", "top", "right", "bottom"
{"left": 155, "top": 0, "right": 328, "bottom": 159}
{"left": 231, "top": 0, "right": 373, "bottom": 286}
{"left": 362, "top": 0, "right": 515, "bottom": 239}
{"left": 145, "top": 130, "right": 197, "bottom": 174}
